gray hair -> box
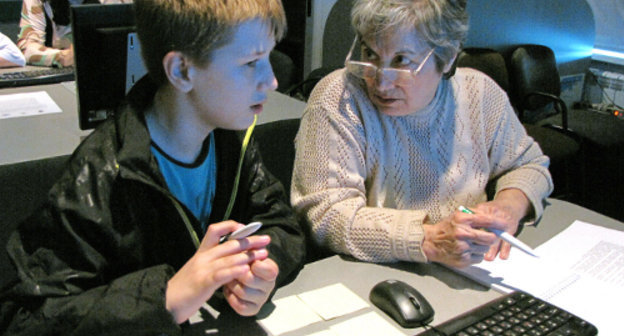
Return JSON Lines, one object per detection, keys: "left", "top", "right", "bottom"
{"left": 351, "top": 0, "right": 468, "bottom": 73}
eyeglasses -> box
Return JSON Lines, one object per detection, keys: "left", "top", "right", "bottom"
{"left": 344, "top": 37, "right": 435, "bottom": 85}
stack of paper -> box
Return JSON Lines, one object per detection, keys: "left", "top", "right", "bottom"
{"left": 454, "top": 220, "right": 623, "bottom": 335}
{"left": 257, "top": 283, "right": 404, "bottom": 336}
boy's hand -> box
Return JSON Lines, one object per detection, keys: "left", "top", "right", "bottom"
{"left": 165, "top": 221, "right": 270, "bottom": 324}
{"left": 224, "top": 257, "right": 278, "bottom": 316}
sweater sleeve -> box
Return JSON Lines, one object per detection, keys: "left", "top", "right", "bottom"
{"left": 0, "top": 33, "right": 26, "bottom": 67}
{"left": 478, "top": 76, "right": 553, "bottom": 222}
{"left": 16, "top": 0, "right": 66, "bottom": 66}
{"left": 291, "top": 72, "right": 429, "bottom": 263}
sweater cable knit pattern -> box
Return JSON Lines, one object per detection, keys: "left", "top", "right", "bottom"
{"left": 291, "top": 67, "right": 553, "bottom": 263}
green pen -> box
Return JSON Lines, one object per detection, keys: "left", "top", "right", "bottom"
{"left": 458, "top": 206, "right": 539, "bottom": 258}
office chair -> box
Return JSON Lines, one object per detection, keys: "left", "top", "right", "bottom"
{"left": 511, "top": 45, "right": 624, "bottom": 220}
{"left": 457, "top": 47, "right": 582, "bottom": 201}
{"left": 508, "top": 45, "right": 587, "bottom": 201}
{"left": 286, "top": 0, "right": 354, "bottom": 101}
{"left": 509, "top": 45, "right": 570, "bottom": 129}
{"left": 270, "top": 49, "right": 298, "bottom": 94}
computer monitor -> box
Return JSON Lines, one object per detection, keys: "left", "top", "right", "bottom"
{"left": 71, "top": 3, "right": 147, "bottom": 130}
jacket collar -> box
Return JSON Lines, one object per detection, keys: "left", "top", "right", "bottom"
{"left": 113, "top": 76, "right": 165, "bottom": 186}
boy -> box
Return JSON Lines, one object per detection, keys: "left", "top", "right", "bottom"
{"left": 0, "top": 0, "right": 305, "bottom": 334}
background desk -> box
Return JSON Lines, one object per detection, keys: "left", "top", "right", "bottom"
{"left": 186, "top": 199, "right": 623, "bottom": 335}
{"left": 0, "top": 81, "right": 306, "bottom": 165}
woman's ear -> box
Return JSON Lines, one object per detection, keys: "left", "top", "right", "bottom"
{"left": 162, "top": 51, "right": 193, "bottom": 92}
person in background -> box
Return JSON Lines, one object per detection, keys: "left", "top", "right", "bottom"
{"left": 1, "top": 0, "right": 305, "bottom": 334}
{"left": 0, "top": 32, "right": 25, "bottom": 67}
{"left": 17, "top": 0, "right": 131, "bottom": 67}
{"left": 291, "top": 0, "right": 552, "bottom": 268}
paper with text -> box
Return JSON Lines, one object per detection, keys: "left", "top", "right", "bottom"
{"left": 0, "top": 91, "right": 61, "bottom": 119}
{"left": 453, "top": 220, "right": 622, "bottom": 335}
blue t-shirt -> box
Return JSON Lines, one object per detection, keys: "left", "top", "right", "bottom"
{"left": 151, "top": 132, "right": 216, "bottom": 231}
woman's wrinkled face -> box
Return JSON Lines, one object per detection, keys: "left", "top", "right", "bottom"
{"left": 359, "top": 30, "right": 447, "bottom": 116}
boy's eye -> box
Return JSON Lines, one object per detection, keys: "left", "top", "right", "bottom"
{"left": 246, "top": 59, "right": 259, "bottom": 67}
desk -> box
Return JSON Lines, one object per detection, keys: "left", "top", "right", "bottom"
{"left": 0, "top": 80, "right": 306, "bottom": 165}
{"left": 0, "top": 82, "right": 89, "bottom": 165}
{"left": 185, "top": 199, "right": 623, "bottom": 335}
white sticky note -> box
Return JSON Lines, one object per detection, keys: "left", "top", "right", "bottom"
{"left": 257, "top": 296, "right": 323, "bottom": 335}
{"left": 304, "top": 330, "right": 340, "bottom": 336}
{"left": 297, "top": 283, "right": 369, "bottom": 320}
{"left": 329, "top": 311, "right": 405, "bottom": 336}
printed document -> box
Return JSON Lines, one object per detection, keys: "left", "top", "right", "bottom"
{"left": 454, "top": 220, "right": 623, "bottom": 335}
{"left": 0, "top": 91, "right": 61, "bottom": 119}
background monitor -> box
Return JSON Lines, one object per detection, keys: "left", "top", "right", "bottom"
{"left": 71, "top": 3, "right": 146, "bottom": 130}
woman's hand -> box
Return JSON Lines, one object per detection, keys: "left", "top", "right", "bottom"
{"left": 474, "top": 188, "right": 531, "bottom": 261}
{"left": 165, "top": 221, "right": 270, "bottom": 324}
{"left": 422, "top": 212, "right": 503, "bottom": 268}
{"left": 224, "top": 257, "right": 279, "bottom": 316}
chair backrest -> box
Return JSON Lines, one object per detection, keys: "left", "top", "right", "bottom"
{"left": 253, "top": 118, "right": 300, "bottom": 194}
{"left": 509, "top": 44, "right": 561, "bottom": 116}
{"left": 286, "top": 0, "right": 353, "bottom": 101}
{"left": 0, "top": 155, "right": 69, "bottom": 289}
{"left": 321, "top": 0, "right": 356, "bottom": 70}
{"left": 270, "top": 50, "right": 298, "bottom": 94}
{"left": 457, "top": 47, "right": 510, "bottom": 94}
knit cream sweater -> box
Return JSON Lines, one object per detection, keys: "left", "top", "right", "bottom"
{"left": 291, "top": 67, "right": 553, "bottom": 263}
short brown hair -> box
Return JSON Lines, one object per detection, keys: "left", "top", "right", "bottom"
{"left": 134, "top": 0, "right": 287, "bottom": 86}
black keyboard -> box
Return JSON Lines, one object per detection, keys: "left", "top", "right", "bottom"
{"left": 0, "top": 67, "right": 75, "bottom": 88}
{"left": 417, "top": 291, "right": 597, "bottom": 336}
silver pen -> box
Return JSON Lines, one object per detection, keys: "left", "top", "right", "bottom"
{"left": 458, "top": 206, "right": 539, "bottom": 258}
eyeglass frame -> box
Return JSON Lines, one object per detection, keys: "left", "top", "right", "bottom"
{"left": 344, "top": 36, "right": 435, "bottom": 85}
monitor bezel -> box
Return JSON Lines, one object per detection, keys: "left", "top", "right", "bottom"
{"left": 71, "top": 3, "right": 136, "bottom": 130}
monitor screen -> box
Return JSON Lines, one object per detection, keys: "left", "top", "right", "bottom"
{"left": 71, "top": 3, "right": 146, "bottom": 130}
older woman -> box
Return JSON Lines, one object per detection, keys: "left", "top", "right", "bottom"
{"left": 291, "top": 0, "right": 552, "bottom": 268}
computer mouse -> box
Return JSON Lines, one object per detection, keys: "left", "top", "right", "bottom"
{"left": 369, "top": 279, "right": 434, "bottom": 328}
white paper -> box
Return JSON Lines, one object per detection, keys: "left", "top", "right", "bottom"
{"left": 0, "top": 91, "right": 62, "bottom": 119}
{"left": 257, "top": 295, "right": 323, "bottom": 336}
{"left": 329, "top": 311, "right": 405, "bottom": 336}
{"left": 452, "top": 220, "right": 623, "bottom": 335}
{"left": 296, "top": 283, "right": 369, "bottom": 320}
{"left": 304, "top": 330, "right": 339, "bottom": 336}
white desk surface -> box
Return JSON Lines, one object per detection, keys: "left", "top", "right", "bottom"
{"left": 0, "top": 81, "right": 306, "bottom": 165}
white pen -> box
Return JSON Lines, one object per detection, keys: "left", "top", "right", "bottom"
{"left": 458, "top": 206, "right": 539, "bottom": 258}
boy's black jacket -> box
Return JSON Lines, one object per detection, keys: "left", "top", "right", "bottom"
{"left": 0, "top": 77, "right": 306, "bottom": 335}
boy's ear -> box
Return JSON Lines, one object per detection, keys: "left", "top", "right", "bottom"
{"left": 163, "top": 51, "right": 193, "bottom": 92}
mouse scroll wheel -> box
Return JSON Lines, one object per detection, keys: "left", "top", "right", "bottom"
{"left": 409, "top": 296, "right": 421, "bottom": 309}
